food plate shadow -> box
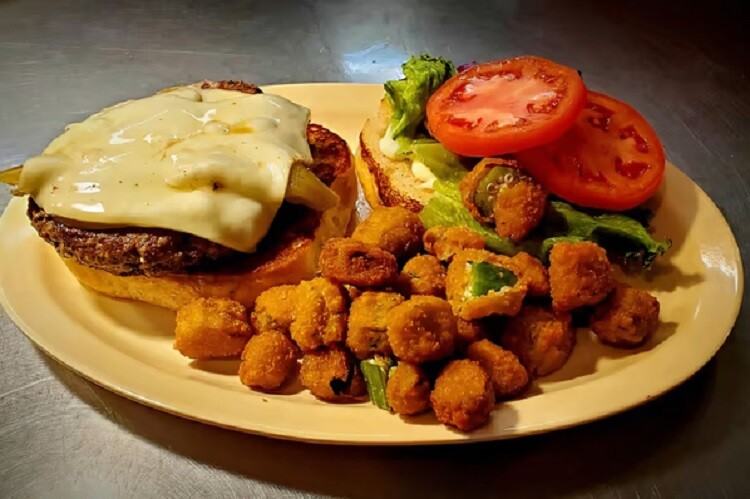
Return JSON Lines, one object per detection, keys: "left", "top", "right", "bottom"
{"left": 536, "top": 322, "right": 678, "bottom": 384}
{"left": 40, "top": 353, "right": 736, "bottom": 499}
{"left": 88, "top": 292, "right": 176, "bottom": 338}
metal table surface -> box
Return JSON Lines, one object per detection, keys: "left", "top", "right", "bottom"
{"left": 1, "top": 0, "right": 748, "bottom": 497}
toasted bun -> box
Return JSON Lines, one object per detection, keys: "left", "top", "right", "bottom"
{"left": 356, "top": 99, "right": 433, "bottom": 213}
{"left": 61, "top": 125, "right": 357, "bottom": 310}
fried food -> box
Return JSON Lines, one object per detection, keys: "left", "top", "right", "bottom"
{"left": 290, "top": 278, "right": 347, "bottom": 352}
{"left": 467, "top": 339, "right": 529, "bottom": 399}
{"left": 351, "top": 206, "right": 425, "bottom": 260}
{"left": 456, "top": 318, "right": 489, "bottom": 349}
{"left": 397, "top": 254, "right": 446, "bottom": 297}
{"left": 510, "top": 252, "right": 549, "bottom": 297}
{"left": 239, "top": 331, "right": 298, "bottom": 391}
{"left": 458, "top": 158, "right": 546, "bottom": 241}
{"left": 446, "top": 249, "right": 528, "bottom": 320}
{"left": 590, "top": 283, "right": 660, "bottom": 348}
{"left": 319, "top": 237, "right": 398, "bottom": 287}
{"left": 502, "top": 305, "right": 575, "bottom": 377}
{"left": 300, "top": 347, "right": 360, "bottom": 401}
{"left": 493, "top": 175, "right": 547, "bottom": 242}
{"left": 250, "top": 284, "right": 297, "bottom": 335}
{"left": 423, "top": 226, "right": 485, "bottom": 262}
{"left": 387, "top": 296, "right": 457, "bottom": 363}
{"left": 430, "top": 359, "right": 495, "bottom": 432}
{"left": 174, "top": 297, "right": 251, "bottom": 359}
{"left": 346, "top": 291, "right": 404, "bottom": 360}
{"left": 549, "top": 242, "right": 614, "bottom": 312}
{"left": 386, "top": 362, "right": 431, "bottom": 416}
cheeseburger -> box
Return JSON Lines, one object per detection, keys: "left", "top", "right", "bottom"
{"left": 12, "top": 80, "right": 356, "bottom": 309}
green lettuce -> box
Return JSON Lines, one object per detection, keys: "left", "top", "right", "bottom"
{"left": 384, "top": 54, "right": 455, "bottom": 147}
{"left": 408, "top": 139, "right": 467, "bottom": 182}
{"left": 419, "top": 179, "right": 520, "bottom": 255}
{"left": 538, "top": 201, "right": 672, "bottom": 267}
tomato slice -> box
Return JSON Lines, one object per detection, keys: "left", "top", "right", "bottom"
{"left": 515, "top": 91, "right": 666, "bottom": 211}
{"left": 425, "top": 56, "right": 587, "bottom": 157}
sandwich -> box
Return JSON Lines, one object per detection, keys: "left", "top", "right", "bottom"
{"left": 6, "top": 80, "right": 357, "bottom": 309}
{"left": 357, "top": 54, "right": 671, "bottom": 267}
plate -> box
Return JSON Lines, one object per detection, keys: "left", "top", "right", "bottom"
{"left": 0, "top": 84, "right": 743, "bottom": 445}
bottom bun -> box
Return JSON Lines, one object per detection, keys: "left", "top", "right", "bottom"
{"left": 63, "top": 160, "right": 357, "bottom": 310}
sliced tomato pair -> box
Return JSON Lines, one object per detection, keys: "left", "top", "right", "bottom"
{"left": 426, "top": 56, "right": 665, "bottom": 211}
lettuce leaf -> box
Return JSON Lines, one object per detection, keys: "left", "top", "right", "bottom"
{"left": 408, "top": 139, "right": 467, "bottom": 182}
{"left": 419, "top": 180, "right": 520, "bottom": 255}
{"left": 539, "top": 201, "right": 672, "bottom": 267}
{"left": 384, "top": 54, "right": 455, "bottom": 143}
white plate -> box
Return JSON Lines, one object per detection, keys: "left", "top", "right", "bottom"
{"left": 0, "top": 84, "right": 743, "bottom": 445}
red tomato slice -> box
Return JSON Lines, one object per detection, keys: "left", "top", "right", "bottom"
{"left": 425, "top": 56, "right": 587, "bottom": 157}
{"left": 515, "top": 91, "right": 666, "bottom": 211}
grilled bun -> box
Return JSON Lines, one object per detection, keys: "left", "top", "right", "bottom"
{"left": 356, "top": 99, "right": 434, "bottom": 213}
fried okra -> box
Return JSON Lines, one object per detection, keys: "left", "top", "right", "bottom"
{"left": 467, "top": 339, "right": 529, "bottom": 399}
{"left": 510, "top": 252, "right": 550, "bottom": 297}
{"left": 239, "top": 331, "right": 297, "bottom": 391}
{"left": 459, "top": 158, "right": 546, "bottom": 241}
{"left": 386, "top": 362, "right": 431, "bottom": 416}
{"left": 590, "top": 283, "right": 660, "bottom": 348}
{"left": 290, "top": 278, "right": 347, "bottom": 352}
{"left": 423, "top": 226, "right": 485, "bottom": 262}
{"left": 351, "top": 206, "right": 425, "bottom": 260}
{"left": 251, "top": 284, "right": 297, "bottom": 335}
{"left": 493, "top": 176, "right": 547, "bottom": 242}
{"left": 549, "top": 242, "right": 614, "bottom": 312}
{"left": 387, "top": 296, "right": 457, "bottom": 363}
{"left": 174, "top": 297, "right": 251, "bottom": 359}
{"left": 502, "top": 306, "right": 575, "bottom": 377}
{"left": 300, "top": 347, "right": 363, "bottom": 401}
{"left": 319, "top": 238, "right": 398, "bottom": 287}
{"left": 346, "top": 291, "right": 404, "bottom": 360}
{"left": 446, "top": 249, "right": 528, "bottom": 321}
{"left": 456, "top": 318, "right": 489, "bottom": 349}
{"left": 430, "top": 360, "right": 495, "bottom": 432}
{"left": 397, "top": 254, "right": 446, "bottom": 297}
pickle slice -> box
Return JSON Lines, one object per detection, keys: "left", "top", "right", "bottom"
{"left": 285, "top": 163, "right": 340, "bottom": 212}
{"left": 0, "top": 165, "right": 23, "bottom": 186}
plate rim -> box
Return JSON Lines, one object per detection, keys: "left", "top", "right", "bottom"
{"left": 0, "top": 82, "right": 744, "bottom": 446}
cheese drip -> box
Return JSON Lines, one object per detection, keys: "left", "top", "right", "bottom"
{"left": 19, "top": 85, "right": 313, "bottom": 253}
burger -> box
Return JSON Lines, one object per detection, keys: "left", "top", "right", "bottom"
{"left": 11, "top": 80, "right": 357, "bottom": 309}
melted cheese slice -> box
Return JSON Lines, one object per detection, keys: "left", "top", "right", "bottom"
{"left": 18, "top": 85, "right": 312, "bottom": 252}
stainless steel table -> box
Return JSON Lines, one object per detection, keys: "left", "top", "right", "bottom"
{"left": 1, "top": 1, "right": 748, "bottom": 497}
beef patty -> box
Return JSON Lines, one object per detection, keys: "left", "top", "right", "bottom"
{"left": 27, "top": 81, "right": 351, "bottom": 277}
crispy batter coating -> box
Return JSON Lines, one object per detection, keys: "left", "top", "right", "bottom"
{"left": 386, "top": 362, "right": 431, "bottom": 416}
{"left": 590, "top": 283, "right": 660, "bottom": 348}
{"left": 549, "top": 242, "right": 614, "bottom": 312}
{"left": 430, "top": 359, "right": 495, "bottom": 432}
{"left": 467, "top": 339, "right": 529, "bottom": 399}
{"left": 387, "top": 296, "right": 457, "bottom": 363}
{"left": 239, "top": 331, "right": 298, "bottom": 391}
{"left": 510, "top": 252, "right": 550, "bottom": 297}
{"left": 423, "top": 226, "right": 485, "bottom": 262}
{"left": 319, "top": 237, "right": 398, "bottom": 287}
{"left": 493, "top": 177, "right": 547, "bottom": 242}
{"left": 397, "top": 254, "right": 446, "bottom": 297}
{"left": 290, "top": 278, "right": 347, "bottom": 352}
{"left": 459, "top": 158, "right": 514, "bottom": 224}
{"left": 446, "top": 249, "right": 528, "bottom": 320}
{"left": 456, "top": 318, "right": 489, "bottom": 348}
{"left": 174, "top": 297, "right": 251, "bottom": 359}
{"left": 250, "top": 284, "right": 297, "bottom": 335}
{"left": 300, "top": 347, "right": 359, "bottom": 401}
{"left": 351, "top": 206, "right": 425, "bottom": 260}
{"left": 502, "top": 306, "right": 575, "bottom": 377}
{"left": 346, "top": 291, "right": 404, "bottom": 360}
